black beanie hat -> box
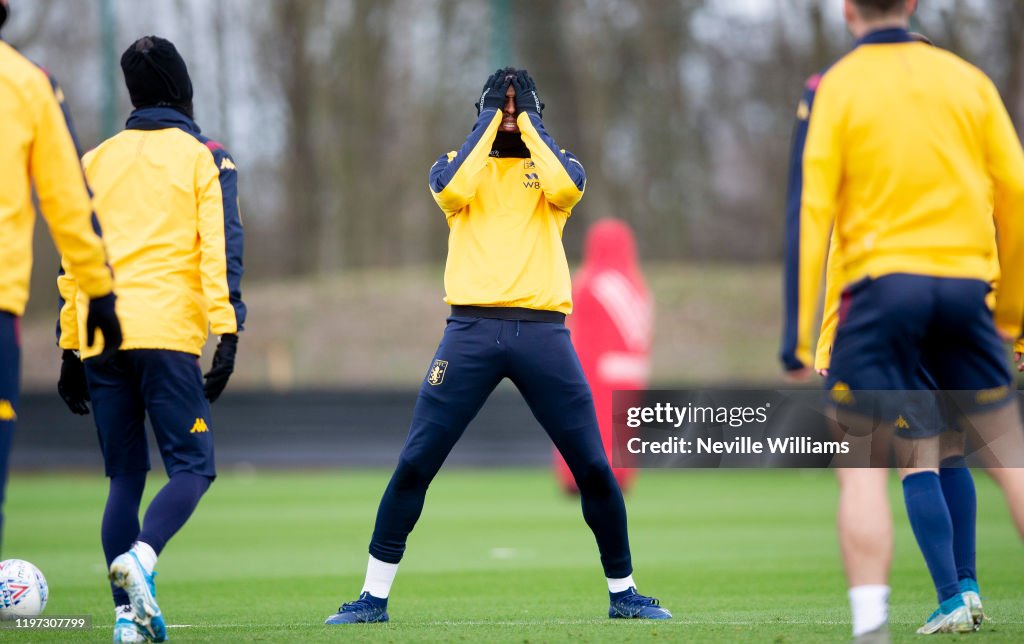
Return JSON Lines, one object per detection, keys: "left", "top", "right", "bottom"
{"left": 120, "top": 35, "right": 193, "bottom": 116}
{"left": 0, "top": 2, "right": 9, "bottom": 32}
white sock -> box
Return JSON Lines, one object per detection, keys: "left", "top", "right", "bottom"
{"left": 115, "top": 604, "right": 132, "bottom": 620}
{"left": 129, "top": 541, "right": 158, "bottom": 575}
{"left": 849, "top": 584, "right": 889, "bottom": 636}
{"left": 361, "top": 555, "right": 399, "bottom": 599}
{"left": 607, "top": 575, "right": 636, "bottom": 594}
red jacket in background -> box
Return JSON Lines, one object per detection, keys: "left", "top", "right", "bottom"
{"left": 556, "top": 218, "right": 653, "bottom": 492}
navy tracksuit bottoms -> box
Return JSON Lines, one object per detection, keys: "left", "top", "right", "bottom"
{"left": 368, "top": 312, "right": 633, "bottom": 579}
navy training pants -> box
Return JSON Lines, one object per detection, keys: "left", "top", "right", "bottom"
{"left": 368, "top": 315, "right": 633, "bottom": 578}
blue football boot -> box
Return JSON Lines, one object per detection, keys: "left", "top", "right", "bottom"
{"left": 959, "top": 578, "right": 985, "bottom": 629}
{"left": 113, "top": 609, "right": 150, "bottom": 643}
{"left": 109, "top": 552, "right": 166, "bottom": 642}
{"left": 916, "top": 594, "right": 973, "bottom": 635}
{"left": 608, "top": 587, "right": 672, "bottom": 619}
{"left": 324, "top": 592, "right": 389, "bottom": 625}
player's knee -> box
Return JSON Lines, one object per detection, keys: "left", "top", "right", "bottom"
{"left": 170, "top": 471, "right": 214, "bottom": 494}
{"left": 574, "top": 461, "right": 618, "bottom": 498}
{"left": 390, "top": 459, "right": 433, "bottom": 493}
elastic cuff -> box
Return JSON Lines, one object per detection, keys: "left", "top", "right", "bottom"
{"left": 940, "top": 455, "right": 968, "bottom": 469}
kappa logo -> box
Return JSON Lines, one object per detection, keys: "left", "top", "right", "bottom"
{"left": 895, "top": 415, "right": 910, "bottom": 430}
{"left": 976, "top": 385, "right": 1009, "bottom": 405}
{"left": 220, "top": 157, "right": 237, "bottom": 171}
{"left": 796, "top": 99, "right": 810, "bottom": 121}
{"left": 523, "top": 172, "right": 541, "bottom": 189}
{"left": 427, "top": 359, "right": 448, "bottom": 386}
{"left": 190, "top": 418, "right": 209, "bottom": 433}
{"left": 829, "top": 382, "right": 854, "bottom": 405}
{"left": 0, "top": 399, "right": 16, "bottom": 421}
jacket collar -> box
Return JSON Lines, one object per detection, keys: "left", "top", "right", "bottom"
{"left": 125, "top": 106, "right": 200, "bottom": 135}
{"left": 855, "top": 27, "right": 914, "bottom": 47}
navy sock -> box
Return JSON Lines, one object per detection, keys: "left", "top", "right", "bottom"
{"left": 939, "top": 457, "right": 977, "bottom": 582}
{"left": 902, "top": 471, "right": 960, "bottom": 603}
{"left": 136, "top": 472, "right": 212, "bottom": 555}
{"left": 102, "top": 472, "right": 146, "bottom": 606}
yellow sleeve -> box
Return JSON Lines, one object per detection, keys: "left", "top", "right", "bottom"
{"left": 30, "top": 73, "right": 112, "bottom": 299}
{"left": 517, "top": 113, "right": 586, "bottom": 212}
{"left": 57, "top": 256, "right": 80, "bottom": 350}
{"left": 795, "top": 79, "right": 843, "bottom": 367}
{"left": 982, "top": 79, "right": 1024, "bottom": 339}
{"left": 196, "top": 152, "right": 238, "bottom": 336}
{"left": 428, "top": 111, "right": 502, "bottom": 217}
{"left": 814, "top": 230, "right": 843, "bottom": 371}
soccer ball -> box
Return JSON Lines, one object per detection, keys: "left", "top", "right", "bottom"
{"left": 0, "top": 559, "right": 48, "bottom": 620}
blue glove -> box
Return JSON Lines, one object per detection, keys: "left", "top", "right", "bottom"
{"left": 511, "top": 69, "right": 544, "bottom": 117}
{"left": 58, "top": 350, "right": 90, "bottom": 415}
{"left": 476, "top": 69, "right": 511, "bottom": 115}
{"left": 86, "top": 293, "right": 123, "bottom": 362}
{"left": 204, "top": 333, "right": 238, "bottom": 402}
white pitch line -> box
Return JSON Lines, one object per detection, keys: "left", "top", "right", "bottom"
{"left": 164, "top": 619, "right": 1024, "bottom": 628}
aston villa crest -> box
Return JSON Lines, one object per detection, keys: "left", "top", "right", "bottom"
{"left": 427, "top": 359, "right": 448, "bottom": 386}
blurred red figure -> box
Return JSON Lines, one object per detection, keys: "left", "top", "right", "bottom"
{"left": 556, "top": 219, "right": 653, "bottom": 494}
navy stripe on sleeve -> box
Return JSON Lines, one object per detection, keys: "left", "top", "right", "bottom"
{"left": 204, "top": 140, "right": 247, "bottom": 331}
{"left": 525, "top": 113, "right": 586, "bottom": 191}
{"left": 429, "top": 110, "right": 499, "bottom": 193}
{"left": 780, "top": 74, "right": 821, "bottom": 370}
{"left": 40, "top": 68, "right": 105, "bottom": 240}
{"left": 41, "top": 71, "right": 83, "bottom": 155}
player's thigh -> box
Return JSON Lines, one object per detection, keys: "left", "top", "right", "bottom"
{"left": 829, "top": 275, "right": 931, "bottom": 391}
{"left": 85, "top": 353, "right": 149, "bottom": 476}
{"left": 926, "top": 278, "right": 1012, "bottom": 396}
{"left": 135, "top": 350, "right": 215, "bottom": 478}
{"left": 507, "top": 322, "right": 604, "bottom": 461}
{"left": 401, "top": 317, "right": 505, "bottom": 461}
{"left": 835, "top": 467, "right": 889, "bottom": 499}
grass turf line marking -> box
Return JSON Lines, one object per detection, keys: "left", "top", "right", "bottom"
{"left": 165, "top": 619, "right": 1024, "bottom": 628}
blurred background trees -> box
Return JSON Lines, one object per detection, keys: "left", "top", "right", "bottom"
{"left": 11, "top": 0, "right": 1024, "bottom": 283}
{"left": 8, "top": 0, "right": 1024, "bottom": 386}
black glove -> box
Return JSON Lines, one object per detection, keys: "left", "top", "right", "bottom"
{"left": 58, "top": 350, "right": 90, "bottom": 415}
{"left": 476, "top": 69, "right": 511, "bottom": 115}
{"left": 204, "top": 333, "right": 238, "bottom": 403}
{"left": 511, "top": 69, "right": 544, "bottom": 117}
{"left": 86, "top": 293, "right": 123, "bottom": 362}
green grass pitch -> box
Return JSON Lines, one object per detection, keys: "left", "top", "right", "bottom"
{"left": 4, "top": 469, "right": 1022, "bottom": 642}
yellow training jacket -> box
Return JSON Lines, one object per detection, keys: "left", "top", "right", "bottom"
{"left": 781, "top": 28, "right": 1024, "bottom": 370}
{"left": 0, "top": 41, "right": 112, "bottom": 316}
{"left": 429, "top": 109, "right": 586, "bottom": 314}
{"left": 59, "top": 107, "right": 245, "bottom": 358}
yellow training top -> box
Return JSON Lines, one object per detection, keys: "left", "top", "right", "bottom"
{"left": 781, "top": 28, "right": 1024, "bottom": 370}
{"left": 429, "top": 109, "right": 586, "bottom": 315}
{"left": 58, "top": 107, "right": 245, "bottom": 358}
{"left": 0, "top": 41, "right": 112, "bottom": 316}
